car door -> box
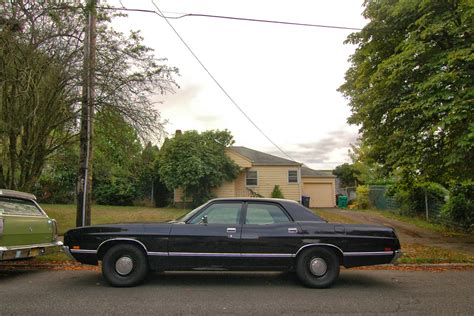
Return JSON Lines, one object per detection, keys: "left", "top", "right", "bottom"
{"left": 167, "top": 201, "right": 243, "bottom": 269}
{"left": 240, "top": 202, "right": 302, "bottom": 268}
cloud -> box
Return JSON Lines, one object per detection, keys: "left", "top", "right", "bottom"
{"left": 154, "top": 84, "right": 201, "bottom": 112}
{"left": 195, "top": 114, "right": 221, "bottom": 126}
{"left": 267, "top": 129, "right": 359, "bottom": 167}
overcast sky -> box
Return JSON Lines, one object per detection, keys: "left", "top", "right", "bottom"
{"left": 111, "top": 0, "right": 368, "bottom": 170}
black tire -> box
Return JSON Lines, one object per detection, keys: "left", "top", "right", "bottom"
{"left": 296, "top": 247, "right": 340, "bottom": 288}
{"left": 102, "top": 244, "right": 149, "bottom": 287}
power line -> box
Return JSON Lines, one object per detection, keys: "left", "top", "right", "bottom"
{"left": 97, "top": 6, "right": 362, "bottom": 31}
{"left": 149, "top": 1, "right": 296, "bottom": 161}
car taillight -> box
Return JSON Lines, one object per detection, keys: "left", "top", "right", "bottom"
{"left": 52, "top": 219, "right": 58, "bottom": 241}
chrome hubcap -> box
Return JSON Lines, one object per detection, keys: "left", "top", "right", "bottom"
{"left": 309, "top": 257, "right": 327, "bottom": 276}
{"left": 115, "top": 256, "right": 134, "bottom": 276}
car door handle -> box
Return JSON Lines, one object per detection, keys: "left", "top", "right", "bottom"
{"left": 226, "top": 228, "right": 237, "bottom": 233}
{"left": 288, "top": 228, "right": 298, "bottom": 234}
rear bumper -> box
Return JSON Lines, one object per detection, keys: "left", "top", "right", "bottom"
{"left": 391, "top": 249, "right": 403, "bottom": 264}
{"left": 0, "top": 241, "right": 63, "bottom": 261}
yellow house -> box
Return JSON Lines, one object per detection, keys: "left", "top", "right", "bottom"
{"left": 174, "top": 146, "right": 336, "bottom": 208}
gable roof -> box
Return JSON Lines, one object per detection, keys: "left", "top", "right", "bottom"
{"left": 301, "top": 166, "right": 336, "bottom": 178}
{"left": 229, "top": 146, "right": 301, "bottom": 166}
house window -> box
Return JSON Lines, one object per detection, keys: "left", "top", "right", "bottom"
{"left": 288, "top": 170, "right": 298, "bottom": 183}
{"left": 246, "top": 170, "right": 258, "bottom": 186}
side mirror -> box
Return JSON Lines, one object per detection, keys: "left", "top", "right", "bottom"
{"left": 200, "top": 215, "right": 208, "bottom": 225}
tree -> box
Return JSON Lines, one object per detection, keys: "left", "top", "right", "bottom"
{"left": 333, "top": 163, "right": 360, "bottom": 187}
{"left": 0, "top": 27, "right": 75, "bottom": 191}
{"left": 0, "top": 1, "right": 178, "bottom": 192}
{"left": 158, "top": 130, "right": 240, "bottom": 206}
{"left": 271, "top": 185, "right": 285, "bottom": 199}
{"left": 339, "top": 0, "right": 473, "bottom": 185}
{"left": 140, "top": 142, "right": 171, "bottom": 207}
{"left": 92, "top": 110, "right": 143, "bottom": 206}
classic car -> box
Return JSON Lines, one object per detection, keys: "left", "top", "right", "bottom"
{"left": 64, "top": 198, "right": 402, "bottom": 288}
{"left": 0, "top": 189, "right": 62, "bottom": 261}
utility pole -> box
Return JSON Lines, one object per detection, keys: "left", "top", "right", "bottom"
{"left": 76, "top": 0, "right": 97, "bottom": 227}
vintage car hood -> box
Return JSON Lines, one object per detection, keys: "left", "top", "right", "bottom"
{"left": 65, "top": 222, "right": 174, "bottom": 236}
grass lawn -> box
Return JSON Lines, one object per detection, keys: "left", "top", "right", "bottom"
{"left": 399, "top": 243, "right": 474, "bottom": 264}
{"left": 345, "top": 208, "right": 465, "bottom": 237}
{"left": 41, "top": 204, "right": 189, "bottom": 235}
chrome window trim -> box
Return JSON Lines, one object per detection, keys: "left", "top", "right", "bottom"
{"left": 96, "top": 238, "right": 149, "bottom": 254}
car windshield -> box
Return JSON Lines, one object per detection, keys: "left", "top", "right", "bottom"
{"left": 173, "top": 202, "right": 207, "bottom": 222}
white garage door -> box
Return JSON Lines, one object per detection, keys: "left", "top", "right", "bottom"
{"left": 302, "top": 183, "right": 334, "bottom": 208}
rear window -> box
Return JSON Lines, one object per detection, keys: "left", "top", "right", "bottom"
{"left": 0, "top": 197, "right": 44, "bottom": 216}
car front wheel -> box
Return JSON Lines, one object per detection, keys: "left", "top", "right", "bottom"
{"left": 102, "top": 244, "right": 149, "bottom": 287}
{"left": 296, "top": 247, "right": 340, "bottom": 288}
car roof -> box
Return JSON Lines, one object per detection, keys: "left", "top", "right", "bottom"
{"left": 210, "top": 197, "right": 298, "bottom": 203}
{"left": 0, "top": 189, "right": 36, "bottom": 201}
{"left": 208, "top": 197, "right": 325, "bottom": 222}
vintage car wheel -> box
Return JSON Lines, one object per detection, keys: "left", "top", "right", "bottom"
{"left": 102, "top": 244, "right": 149, "bottom": 287}
{"left": 296, "top": 247, "right": 340, "bottom": 288}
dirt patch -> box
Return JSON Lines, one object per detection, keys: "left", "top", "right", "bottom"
{"left": 321, "top": 208, "right": 474, "bottom": 257}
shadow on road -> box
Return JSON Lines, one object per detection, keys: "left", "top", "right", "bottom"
{"left": 0, "top": 269, "right": 41, "bottom": 281}
{"left": 57, "top": 269, "right": 396, "bottom": 290}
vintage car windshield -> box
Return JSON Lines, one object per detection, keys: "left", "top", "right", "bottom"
{"left": 0, "top": 197, "right": 44, "bottom": 216}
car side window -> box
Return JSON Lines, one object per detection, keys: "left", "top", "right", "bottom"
{"left": 188, "top": 203, "right": 242, "bottom": 225}
{"left": 0, "top": 197, "right": 43, "bottom": 216}
{"left": 245, "top": 203, "right": 291, "bottom": 225}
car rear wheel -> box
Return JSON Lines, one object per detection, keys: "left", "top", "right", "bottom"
{"left": 296, "top": 247, "right": 340, "bottom": 288}
{"left": 102, "top": 244, "right": 148, "bottom": 287}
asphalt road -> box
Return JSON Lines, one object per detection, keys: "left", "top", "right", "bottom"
{"left": 0, "top": 269, "right": 473, "bottom": 315}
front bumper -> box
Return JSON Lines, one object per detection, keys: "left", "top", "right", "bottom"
{"left": 62, "top": 245, "right": 76, "bottom": 260}
{"left": 391, "top": 249, "right": 403, "bottom": 264}
{"left": 0, "top": 241, "right": 63, "bottom": 261}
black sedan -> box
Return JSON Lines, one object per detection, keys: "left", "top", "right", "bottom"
{"left": 64, "top": 198, "right": 402, "bottom": 288}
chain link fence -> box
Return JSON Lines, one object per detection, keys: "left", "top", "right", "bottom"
{"left": 340, "top": 185, "right": 446, "bottom": 220}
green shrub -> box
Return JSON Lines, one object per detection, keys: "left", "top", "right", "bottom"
{"left": 33, "top": 172, "right": 76, "bottom": 204}
{"left": 387, "top": 182, "right": 447, "bottom": 216}
{"left": 441, "top": 182, "right": 474, "bottom": 230}
{"left": 271, "top": 185, "right": 284, "bottom": 199}
{"left": 94, "top": 177, "right": 138, "bottom": 206}
{"left": 355, "top": 185, "right": 371, "bottom": 209}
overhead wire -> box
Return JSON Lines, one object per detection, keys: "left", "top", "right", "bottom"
{"left": 148, "top": 2, "right": 296, "bottom": 160}
{"left": 97, "top": 6, "right": 362, "bottom": 31}
{"left": 94, "top": 3, "right": 362, "bottom": 160}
